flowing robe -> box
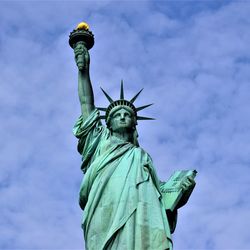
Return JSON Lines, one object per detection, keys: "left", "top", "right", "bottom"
{"left": 73, "top": 109, "right": 174, "bottom": 250}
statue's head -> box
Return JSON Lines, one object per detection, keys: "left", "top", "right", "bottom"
{"left": 108, "top": 106, "right": 137, "bottom": 133}
{"left": 106, "top": 99, "right": 137, "bottom": 130}
{"left": 98, "top": 80, "right": 154, "bottom": 144}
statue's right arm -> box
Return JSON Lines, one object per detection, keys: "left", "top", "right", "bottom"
{"left": 74, "top": 42, "right": 95, "bottom": 121}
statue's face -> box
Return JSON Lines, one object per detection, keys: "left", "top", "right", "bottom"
{"left": 110, "top": 108, "right": 135, "bottom": 132}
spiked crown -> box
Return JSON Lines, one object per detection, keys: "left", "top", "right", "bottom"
{"left": 98, "top": 80, "right": 154, "bottom": 125}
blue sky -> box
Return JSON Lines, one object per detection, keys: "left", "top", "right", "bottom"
{"left": 1, "top": 1, "right": 250, "bottom": 249}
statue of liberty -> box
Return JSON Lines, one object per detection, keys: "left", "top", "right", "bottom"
{"left": 69, "top": 22, "right": 196, "bottom": 250}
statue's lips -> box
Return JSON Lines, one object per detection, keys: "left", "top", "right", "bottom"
{"left": 118, "top": 122, "right": 129, "bottom": 126}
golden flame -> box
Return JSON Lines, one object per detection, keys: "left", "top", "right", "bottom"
{"left": 76, "top": 22, "right": 90, "bottom": 30}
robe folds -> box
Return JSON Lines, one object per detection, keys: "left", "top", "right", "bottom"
{"left": 73, "top": 109, "right": 173, "bottom": 250}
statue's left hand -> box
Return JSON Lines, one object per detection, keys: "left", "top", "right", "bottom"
{"left": 176, "top": 176, "right": 196, "bottom": 209}
{"left": 180, "top": 175, "right": 196, "bottom": 191}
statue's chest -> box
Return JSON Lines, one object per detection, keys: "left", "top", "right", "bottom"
{"left": 97, "top": 136, "right": 126, "bottom": 155}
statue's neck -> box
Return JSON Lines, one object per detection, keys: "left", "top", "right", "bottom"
{"left": 112, "top": 130, "right": 133, "bottom": 143}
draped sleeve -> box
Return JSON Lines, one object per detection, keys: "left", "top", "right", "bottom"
{"left": 73, "top": 109, "right": 104, "bottom": 172}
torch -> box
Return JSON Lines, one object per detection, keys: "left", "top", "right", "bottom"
{"left": 69, "top": 22, "right": 94, "bottom": 70}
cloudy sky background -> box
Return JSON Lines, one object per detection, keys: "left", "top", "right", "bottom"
{"left": 1, "top": 1, "right": 250, "bottom": 249}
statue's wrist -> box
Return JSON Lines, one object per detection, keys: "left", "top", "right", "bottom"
{"left": 77, "top": 63, "right": 89, "bottom": 72}
{"left": 78, "top": 67, "right": 90, "bottom": 76}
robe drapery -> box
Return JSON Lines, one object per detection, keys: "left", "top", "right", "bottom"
{"left": 73, "top": 109, "right": 173, "bottom": 250}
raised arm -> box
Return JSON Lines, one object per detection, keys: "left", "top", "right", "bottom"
{"left": 74, "top": 41, "right": 95, "bottom": 121}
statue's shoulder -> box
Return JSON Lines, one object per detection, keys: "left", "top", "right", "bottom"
{"left": 133, "top": 146, "right": 153, "bottom": 164}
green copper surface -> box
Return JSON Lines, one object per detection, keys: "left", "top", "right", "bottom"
{"left": 69, "top": 25, "right": 196, "bottom": 250}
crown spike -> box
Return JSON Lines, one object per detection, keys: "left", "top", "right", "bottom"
{"left": 100, "top": 87, "right": 114, "bottom": 103}
{"left": 97, "top": 107, "right": 107, "bottom": 111}
{"left": 130, "top": 88, "right": 143, "bottom": 103}
{"left": 120, "top": 80, "right": 124, "bottom": 100}
{"left": 136, "top": 103, "right": 153, "bottom": 112}
{"left": 137, "top": 116, "right": 155, "bottom": 120}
